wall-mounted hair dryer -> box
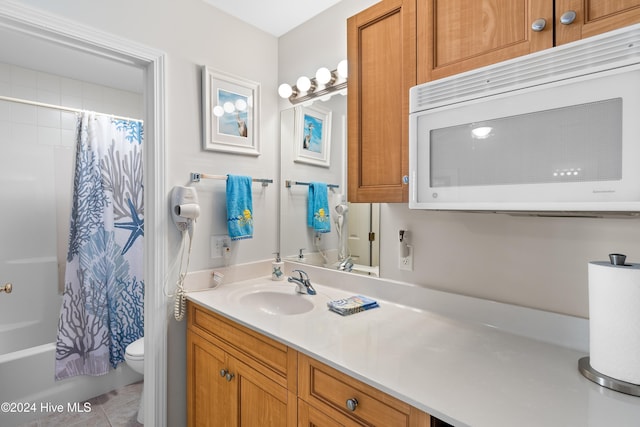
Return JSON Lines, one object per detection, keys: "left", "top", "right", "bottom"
{"left": 171, "top": 186, "right": 200, "bottom": 239}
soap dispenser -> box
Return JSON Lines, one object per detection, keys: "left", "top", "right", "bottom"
{"left": 272, "top": 252, "right": 284, "bottom": 281}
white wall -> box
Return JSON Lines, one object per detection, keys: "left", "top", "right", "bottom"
{"left": 11, "top": 1, "right": 279, "bottom": 425}
{"left": 281, "top": 0, "right": 640, "bottom": 320}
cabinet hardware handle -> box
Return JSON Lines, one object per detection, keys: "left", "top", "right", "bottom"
{"left": 531, "top": 18, "right": 546, "bottom": 32}
{"left": 345, "top": 398, "right": 358, "bottom": 411}
{"left": 402, "top": 175, "right": 409, "bottom": 185}
{"left": 560, "top": 10, "right": 576, "bottom": 25}
{"left": 225, "top": 372, "right": 235, "bottom": 382}
{"left": 1, "top": 283, "right": 12, "bottom": 294}
{"left": 220, "top": 369, "right": 228, "bottom": 377}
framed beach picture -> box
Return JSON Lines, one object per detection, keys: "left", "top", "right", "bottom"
{"left": 202, "top": 66, "right": 260, "bottom": 156}
{"left": 293, "top": 104, "right": 332, "bottom": 167}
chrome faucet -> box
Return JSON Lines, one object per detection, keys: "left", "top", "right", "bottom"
{"left": 288, "top": 269, "right": 316, "bottom": 295}
{"left": 338, "top": 257, "right": 354, "bottom": 272}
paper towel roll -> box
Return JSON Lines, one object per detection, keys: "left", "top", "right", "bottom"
{"left": 588, "top": 261, "right": 640, "bottom": 384}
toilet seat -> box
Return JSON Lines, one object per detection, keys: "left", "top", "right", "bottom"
{"left": 125, "top": 337, "right": 144, "bottom": 360}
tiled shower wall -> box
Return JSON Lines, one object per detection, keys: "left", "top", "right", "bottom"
{"left": 0, "top": 62, "right": 143, "bottom": 292}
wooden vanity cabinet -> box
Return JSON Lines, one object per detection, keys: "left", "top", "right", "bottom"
{"left": 417, "top": 0, "right": 640, "bottom": 82}
{"left": 186, "top": 302, "right": 297, "bottom": 427}
{"left": 298, "top": 353, "right": 431, "bottom": 427}
{"left": 347, "top": 0, "right": 416, "bottom": 203}
{"left": 187, "top": 301, "right": 433, "bottom": 427}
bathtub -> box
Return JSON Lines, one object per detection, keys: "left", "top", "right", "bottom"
{"left": 0, "top": 258, "right": 142, "bottom": 427}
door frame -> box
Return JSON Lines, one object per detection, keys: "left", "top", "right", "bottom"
{"left": 0, "top": 3, "right": 168, "bottom": 426}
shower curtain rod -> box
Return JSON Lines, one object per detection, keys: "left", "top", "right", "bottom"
{"left": 0, "top": 94, "right": 143, "bottom": 123}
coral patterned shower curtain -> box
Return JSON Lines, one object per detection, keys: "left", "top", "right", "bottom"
{"left": 55, "top": 112, "right": 144, "bottom": 380}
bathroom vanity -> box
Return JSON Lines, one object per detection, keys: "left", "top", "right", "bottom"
{"left": 186, "top": 301, "right": 430, "bottom": 426}
{"left": 185, "top": 266, "right": 640, "bottom": 426}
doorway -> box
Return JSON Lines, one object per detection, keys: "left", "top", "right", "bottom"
{"left": 0, "top": 4, "right": 167, "bottom": 426}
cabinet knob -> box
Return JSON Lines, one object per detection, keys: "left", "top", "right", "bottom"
{"left": 531, "top": 18, "right": 546, "bottom": 32}
{"left": 402, "top": 175, "right": 409, "bottom": 185}
{"left": 560, "top": 10, "right": 577, "bottom": 25}
{"left": 225, "top": 372, "right": 235, "bottom": 382}
{"left": 345, "top": 398, "right": 358, "bottom": 412}
{"left": 220, "top": 369, "right": 228, "bottom": 377}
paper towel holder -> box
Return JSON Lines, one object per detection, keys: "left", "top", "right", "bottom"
{"left": 609, "top": 253, "right": 628, "bottom": 266}
{"left": 579, "top": 357, "right": 640, "bottom": 396}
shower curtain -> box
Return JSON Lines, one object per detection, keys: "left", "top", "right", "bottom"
{"left": 55, "top": 112, "right": 144, "bottom": 380}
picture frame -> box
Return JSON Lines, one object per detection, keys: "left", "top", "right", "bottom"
{"left": 202, "top": 66, "right": 260, "bottom": 156}
{"left": 293, "top": 104, "right": 332, "bottom": 167}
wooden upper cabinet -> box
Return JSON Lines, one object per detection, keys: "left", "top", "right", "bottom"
{"left": 347, "top": 0, "right": 416, "bottom": 203}
{"left": 555, "top": 0, "right": 640, "bottom": 45}
{"left": 418, "top": 0, "right": 553, "bottom": 83}
{"left": 418, "top": 0, "right": 640, "bottom": 82}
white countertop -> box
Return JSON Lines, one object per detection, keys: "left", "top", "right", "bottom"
{"left": 186, "top": 270, "right": 640, "bottom": 427}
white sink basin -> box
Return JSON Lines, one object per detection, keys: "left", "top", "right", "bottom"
{"left": 237, "top": 289, "right": 315, "bottom": 315}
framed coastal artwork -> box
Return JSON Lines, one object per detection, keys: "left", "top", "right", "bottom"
{"left": 293, "top": 104, "right": 332, "bottom": 167}
{"left": 202, "top": 66, "right": 260, "bottom": 156}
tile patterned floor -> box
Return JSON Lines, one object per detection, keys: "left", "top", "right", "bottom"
{"left": 17, "top": 381, "right": 143, "bottom": 427}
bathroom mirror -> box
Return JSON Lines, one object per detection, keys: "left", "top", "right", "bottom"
{"left": 279, "top": 95, "right": 380, "bottom": 276}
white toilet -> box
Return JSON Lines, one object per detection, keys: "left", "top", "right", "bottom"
{"left": 124, "top": 337, "right": 145, "bottom": 424}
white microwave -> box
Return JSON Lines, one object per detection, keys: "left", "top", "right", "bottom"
{"left": 409, "top": 24, "right": 640, "bottom": 214}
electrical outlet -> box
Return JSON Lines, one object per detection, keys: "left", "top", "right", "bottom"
{"left": 398, "top": 244, "right": 413, "bottom": 271}
{"left": 210, "top": 235, "right": 231, "bottom": 259}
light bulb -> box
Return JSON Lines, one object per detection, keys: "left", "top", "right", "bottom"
{"left": 337, "top": 60, "right": 348, "bottom": 79}
{"left": 297, "top": 76, "right": 312, "bottom": 92}
{"left": 213, "top": 105, "right": 224, "bottom": 117}
{"left": 316, "top": 67, "right": 332, "bottom": 85}
{"left": 223, "top": 102, "right": 235, "bottom": 114}
{"left": 278, "top": 83, "right": 293, "bottom": 98}
{"left": 235, "top": 99, "right": 247, "bottom": 111}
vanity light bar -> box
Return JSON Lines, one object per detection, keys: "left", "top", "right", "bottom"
{"left": 279, "top": 61, "right": 348, "bottom": 105}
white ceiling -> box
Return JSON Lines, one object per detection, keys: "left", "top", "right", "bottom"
{"left": 202, "top": 0, "right": 344, "bottom": 37}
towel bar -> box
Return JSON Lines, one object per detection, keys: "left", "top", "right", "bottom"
{"left": 191, "top": 172, "right": 273, "bottom": 187}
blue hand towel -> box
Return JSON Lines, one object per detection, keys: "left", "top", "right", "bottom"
{"left": 308, "top": 182, "right": 331, "bottom": 233}
{"left": 226, "top": 174, "right": 253, "bottom": 240}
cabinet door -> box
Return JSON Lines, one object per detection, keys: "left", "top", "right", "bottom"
{"left": 417, "top": 0, "right": 552, "bottom": 82}
{"left": 187, "top": 332, "right": 233, "bottom": 427}
{"left": 347, "top": 0, "right": 416, "bottom": 203}
{"left": 555, "top": 0, "right": 640, "bottom": 45}
{"left": 298, "top": 399, "right": 351, "bottom": 427}
{"left": 230, "top": 357, "right": 293, "bottom": 427}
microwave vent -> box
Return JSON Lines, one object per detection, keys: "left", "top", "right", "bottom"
{"left": 411, "top": 24, "right": 640, "bottom": 113}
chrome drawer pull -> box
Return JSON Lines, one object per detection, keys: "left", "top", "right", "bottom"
{"left": 560, "top": 10, "right": 576, "bottom": 25}
{"left": 531, "top": 18, "right": 546, "bottom": 32}
{"left": 346, "top": 398, "right": 358, "bottom": 411}
{"left": 1, "top": 283, "right": 12, "bottom": 294}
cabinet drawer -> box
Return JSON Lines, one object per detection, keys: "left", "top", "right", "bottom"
{"left": 188, "top": 302, "right": 290, "bottom": 380}
{"left": 299, "top": 354, "right": 426, "bottom": 427}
